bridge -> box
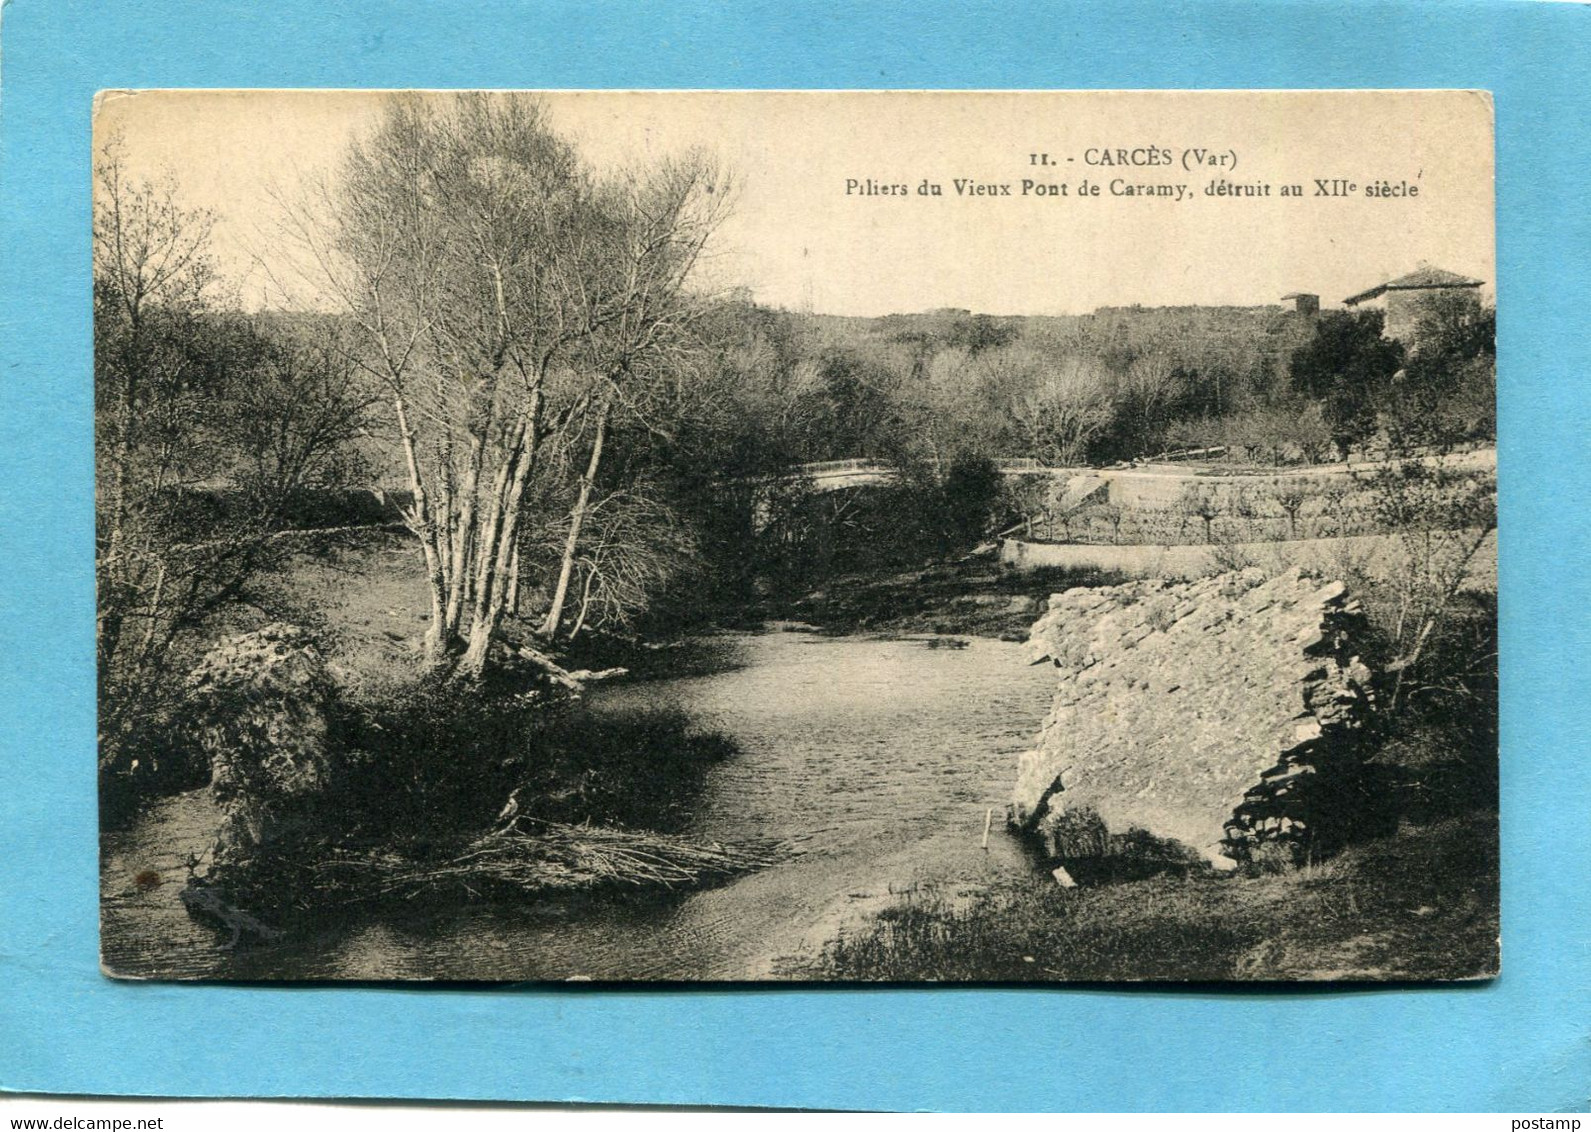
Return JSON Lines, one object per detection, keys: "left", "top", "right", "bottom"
{"left": 796, "top": 457, "right": 1057, "bottom": 491}
{"left": 794, "top": 446, "right": 1497, "bottom": 494}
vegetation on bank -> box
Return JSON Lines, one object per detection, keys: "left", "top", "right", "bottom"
{"left": 795, "top": 814, "right": 1498, "bottom": 982}
{"left": 178, "top": 673, "right": 767, "bottom": 933}
{"left": 770, "top": 559, "right": 1129, "bottom": 641}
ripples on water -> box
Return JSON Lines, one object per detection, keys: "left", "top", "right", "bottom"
{"left": 101, "top": 629, "right": 1057, "bottom": 981}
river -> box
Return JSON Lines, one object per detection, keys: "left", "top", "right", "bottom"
{"left": 100, "top": 628, "right": 1056, "bottom": 981}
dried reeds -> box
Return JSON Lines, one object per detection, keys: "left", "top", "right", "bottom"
{"left": 309, "top": 818, "right": 782, "bottom": 904}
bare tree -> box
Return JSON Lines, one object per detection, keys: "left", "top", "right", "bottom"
{"left": 95, "top": 144, "right": 217, "bottom": 590}
{"left": 1364, "top": 458, "right": 1497, "bottom": 711}
{"left": 562, "top": 485, "right": 700, "bottom": 640}
{"left": 538, "top": 157, "right": 731, "bottom": 645}
{"left": 95, "top": 148, "right": 372, "bottom": 771}
{"left": 219, "top": 316, "right": 380, "bottom": 505}
{"left": 96, "top": 144, "right": 245, "bottom": 769}
{"left": 1176, "top": 482, "right": 1223, "bottom": 545}
{"left": 1272, "top": 481, "right": 1309, "bottom": 540}
{"left": 281, "top": 94, "right": 729, "bottom": 676}
{"left": 1004, "top": 352, "right": 1112, "bottom": 466}
{"left": 1118, "top": 350, "right": 1180, "bottom": 449}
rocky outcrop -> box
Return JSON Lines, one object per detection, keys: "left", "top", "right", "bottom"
{"left": 1010, "top": 568, "right": 1376, "bottom": 871}
{"left": 184, "top": 623, "right": 337, "bottom": 872}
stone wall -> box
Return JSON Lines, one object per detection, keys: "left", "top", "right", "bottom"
{"left": 1002, "top": 529, "right": 1499, "bottom": 584}
{"left": 1010, "top": 567, "right": 1377, "bottom": 870}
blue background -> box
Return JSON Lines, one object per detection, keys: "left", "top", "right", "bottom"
{"left": 3, "top": 0, "right": 1589, "bottom": 1112}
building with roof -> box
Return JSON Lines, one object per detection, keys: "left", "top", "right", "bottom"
{"left": 1343, "top": 266, "right": 1485, "bottom": 346}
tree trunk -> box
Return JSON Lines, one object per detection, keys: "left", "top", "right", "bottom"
{"left": 541, "top": 398, "right": 610, "bottom": 640}
{"left": 506, "top": 542, "right": 521, "bottom": 616}
{"left": 456, "top": 390, "right": 545, "bottom": 679}
{"left": 466, "top": 416, "right": 527, "bottom": 628}
{"left": 567, "top": 565, "right": 597, "bottom": 640}
{"left": 443, "top": 430, "right": 485, "bottom": 640}
{"left": 392, "top": 392, "right": 450, "bottom": 666}
{"left": 98, "top": 337, "right": 141, "bottom": 673}
{"left": 435, "top": 433, "right": 455, "bottom": 619}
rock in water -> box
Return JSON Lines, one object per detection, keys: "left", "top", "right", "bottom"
{"left": 1010, "top": 568, "right": 1376, "bottom": 871}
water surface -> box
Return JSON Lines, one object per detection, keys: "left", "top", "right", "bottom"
{"left": 101, "top": 629, "right": 1055, "bottom": 981}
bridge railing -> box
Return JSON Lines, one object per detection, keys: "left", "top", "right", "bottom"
{"left": 798, "top": 458, "right": 880, "bottom": 475}
{"left": 796, "top": 456, "right": 1057, "bottom": 476}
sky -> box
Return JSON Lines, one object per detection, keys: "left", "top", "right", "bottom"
{"left": 94, "top": 89, "right": 1495, "bottom": 317}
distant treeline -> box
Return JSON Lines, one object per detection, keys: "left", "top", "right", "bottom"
{"left": 685, "top": 294, "right": 1494, "bottom": 479}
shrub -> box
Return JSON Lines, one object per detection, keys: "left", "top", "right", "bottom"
{"left": 332, "top": 687, "right": 741, "bottom": 857}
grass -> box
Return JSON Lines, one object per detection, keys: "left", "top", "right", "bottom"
{"left": 798, "top": 812, "right": 1498, "bottom": 982}
{"left": 186, "top": 694, "right": 751, "bottom": 927}
{"left": 325, "top": 686, "right": 744, "bottom": 853}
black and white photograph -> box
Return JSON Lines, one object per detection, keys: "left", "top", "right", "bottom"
{"left": 95, "top": 90, "right": 1498, "bottom": 982}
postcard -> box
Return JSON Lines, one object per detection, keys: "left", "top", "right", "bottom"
{"left": 94, "top": 89, "right": 1497, "bottom": 982}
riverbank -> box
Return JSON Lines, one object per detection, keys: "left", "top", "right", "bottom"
{"left": 763, "top": 555, "right": 1128, "bottom": 641}
{"left": 99, "top": 527, "right": 689, "bottom": 822}
{"left": 182, "top": 525, "right": 1113, "bottom": 689}
{"left": 795, "top": 812, "right": 1499, "bottom": 982}
{"left": 98, "top": 520, "right": 789, "bottom": 956}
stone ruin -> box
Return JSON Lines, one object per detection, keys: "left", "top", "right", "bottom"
{"left": 183, "top": 622, "right": 337, "bottom": 875}
{"left": 1009, "top": 567, "right": 1377, "bottom": 872}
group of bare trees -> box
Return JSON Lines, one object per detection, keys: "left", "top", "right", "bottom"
{"left": 96, "top": 93, "right": 734, "bottom": 789}
{"left": 707, "top": 290, "right": 1496, "bottom": 480}
{"left": 94, "top": 152, "right": 377, "bottom": 770}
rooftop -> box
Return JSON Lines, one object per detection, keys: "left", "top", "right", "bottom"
{"left": 1344, "top": 267, "right": 1485, "bottom": 306}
